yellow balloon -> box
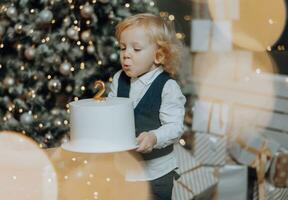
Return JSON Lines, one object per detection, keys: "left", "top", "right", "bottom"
{"left": 47, "top": 149, "right": 150, "bottom": 200}
{"left": 208, "top": 0, "right": 286, "bottom": 51}
{"left": 0, "top": 131, "right": 57, "bottom": 200}
{"left": 252, "top": 51, "right": 278, "bottom": 74}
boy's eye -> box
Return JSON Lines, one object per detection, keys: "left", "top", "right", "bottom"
{"left": 120, "top": 47, "right": 126, "bottom": 51}
{"left": 134, "top": 48, "right": 141, "bottom": 51}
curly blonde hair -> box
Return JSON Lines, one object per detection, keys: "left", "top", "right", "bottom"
{"left": 115, "top": 13, "right": 183, "bottom": 76}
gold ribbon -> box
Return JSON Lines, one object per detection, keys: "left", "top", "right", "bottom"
{"left": 207, "top": 102, "right": 213, "bottom": 133}
{"left": 178, "top": 164, "right": 218, "bottom": 197}
{"left": 207, "top": 102, "right": 226, "bottom": 135}
{"left": 177, "top": 180, "right": 196, "bottom": 196}
{"left": 236, "top": 137, "right": 272, "bottom": 200}
{"left": 93, "top": 80, "right": 105, "bottom": 101}
{"left": 177, "top": 164, "right": 202, "bottom": 196}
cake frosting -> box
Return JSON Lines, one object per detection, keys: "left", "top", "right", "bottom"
{"left": 61, "top": 97, "right": 137, "bottom": 153}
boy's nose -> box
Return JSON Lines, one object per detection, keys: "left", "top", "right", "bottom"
{"left": 122, "top": 47, "right": 132, "bottom": 58}
{"left": 123, "top": 51, "right": 131, "bottom": 59}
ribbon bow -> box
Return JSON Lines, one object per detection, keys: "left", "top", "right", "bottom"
{"left": 237, "top": 137, "right": 272, "bottom": 200}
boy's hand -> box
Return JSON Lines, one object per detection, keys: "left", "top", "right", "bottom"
{"left": 136, "top": 132, "right": 157, "bottom": 153}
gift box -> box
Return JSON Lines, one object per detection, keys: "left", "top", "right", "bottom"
{"left": 172, "top": 166, "right": 217, "bottom": 200}
{"left": 229, "top": 133, "right": 280, "bottom": 172}
{"left": 209, "top": 103, "right": 230, "bottom": 136}
{"left": 216, "top": 165, "right": 248, "bottom": 200}
{"left": 209, "top": 0, "right": 240, "bottom": 20}
{"left": 253, "top": 180, "right": 288, "bottom": 200}
{"left": 192, "top": 100, "right": 212, "bottom": 133}
{"left": 190, "top": 19, "right": 212, "bottom": 52}
{"left": 192, "top": 133, "right": 227, "bottom": 166}
{"left": 229, "top": 132, "right": 280, "bottom": 200}
{"left": 192, "top": 100, "right": 230, "bottom": 136}
{"left": 268, "top": 153, "right": 288, "bottom": 187}
{"left": 262, "top": 129, "right": 288, "bottom": 150}
{"left": 265, "top": 182, "right": 288, "bottom": 200}
{"left": 190, "top": 19, "right": 234, "bottom": 52}
{"left": 174, "top": 143, "right": 201, "bottom": 174}
{"left": 211, "top": 21, "right": 232, "bottom": 52}
{"left": 172, "top": 180, "right": 194, "bottom": 200}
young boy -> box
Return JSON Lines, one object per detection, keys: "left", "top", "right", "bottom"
{"left": 108, "top": 13, "right": 186, "bottom": 200}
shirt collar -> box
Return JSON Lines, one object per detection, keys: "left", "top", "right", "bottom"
{"left": 132, "top": 66, "right": 164, "bottom": 86}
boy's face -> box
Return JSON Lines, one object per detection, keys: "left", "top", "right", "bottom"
{"left": 119, "top": 25, "right": 158, "bottom": 78}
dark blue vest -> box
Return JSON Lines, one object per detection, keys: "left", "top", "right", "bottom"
{"left": 117, "top": 71, "right": 174, "bottom": 160}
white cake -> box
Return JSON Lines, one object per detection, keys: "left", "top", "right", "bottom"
{"left": 61, "top": 97, "right": 137, "bottom": 153}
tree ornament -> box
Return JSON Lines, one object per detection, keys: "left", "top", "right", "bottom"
{"left": 31, "top": 31, "right": 41, "bottom": 43}
{"left": 24, "top": 47, "right": 36, "bottom": 60}
{"left": 52, "top": 55, "right": 61, "bottom": 65}
{"left": 3, "top": 76, "right": 15, "bottom": 88}
{"left": 71, "top": 47, "right": 83, "bottom": 58}
{"left": 65, "top": 85, "right": 73, "bottom": 93}
{"left": 20, "top": 112, "right": 33, "bottom": 125}
{"left": 53, "top": 118, "right": 62, "bottom": 127}
{"left": 45, "top": 133, "right": 53, "bottom": 140}
{"left": 59, "top": 61, "right": 71, "bottom": 76}
{"left": 14, "top": 23, "right": 23, "bottom": 34}
{"left": 6, "top": 6, "right": 18, "bottom": 19}
{"left": 37, "top": 44, "right": 50, "bottom": 55}
{"left": 109, "top": 11, "right": 115, "bottom": 19}
{"left": 87, "top": 45, "right": 95, "bottom": 54}
{"left": 51, "top": 108, "right": 60, "bottom": 115}
{"left": 39, "top": 9, "right": 53, "bottom": 24}
{"left": 67, "top": 27, "right": 79, "bottom": 40}
{"left": 80, "top": 4, "right": 94, "bottom": 19}
{"left": 109, "top": 53, "right": 118, "bottom": 61}
{"left": 61, "top": 134, "right": 69, "bottom": 143}
{"left": 63, "top": 17, "right": 71, "bottom": 27}
{"left": 48, "top": 79, "right": 62, "bottom": 93}
{"left": 80, "top": 30, "right": 92, "bottom": 42}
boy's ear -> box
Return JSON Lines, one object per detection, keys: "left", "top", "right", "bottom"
{"left": 154, "top": 49, "right": 165, "bottom": 65}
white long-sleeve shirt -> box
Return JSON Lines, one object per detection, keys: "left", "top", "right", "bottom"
{"left": 108, "top": 67, "right": 186, "bottom": 181}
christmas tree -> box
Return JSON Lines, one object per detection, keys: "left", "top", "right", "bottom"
{"left": 0, "top": 0, "right": 158, "bottom": 148}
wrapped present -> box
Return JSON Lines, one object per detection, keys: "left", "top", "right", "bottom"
{"left": 209, "top": 0, "right": 240, "bottom": 20}
{"left": 229, "top": 133, "right": 280, "bottom": 172}
{"left": 265, "top": 182, "right": 288, "bottom": 200}
{"left": 172, "top": 180, "right": 194, "bottom": 200}
{"left": 211, "top": 21, "right": 232, "bottom": 52}
{"left": 229, "top": 133, "right": 280, "bottom": 200}
{"left": 192, "top": 100, "right": 212, "bottom": 133}
{"left": 192, "top": 100, "right": 230, "bottom": 136}
{"left": 262, "top": 129, "right": 288, "bottom": 150}
{"left": 190, "top": 19, "right": 212, "bottom": 52}
{"left": 253, "top": 180, "right": 288, "bottom": 200}
{"left": 174, "top": 144, "right": 201, "bottom": 174}
{"left": 209, "top": 103, "right": 230, "bottom": 136}
{"left": 172, "top": 166, "right": 217, "bottom": 200}
{"left": 192, "top": 133, "right": 227, "bottom": 166}
{"left": 268, "top": 153, "right": 288, "bottom": 187}
{"left": 216, "top": 165, "right": 248, "bottom": 200}
{"left": 225, "top": 151, "right": 238, "bottom": 165}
